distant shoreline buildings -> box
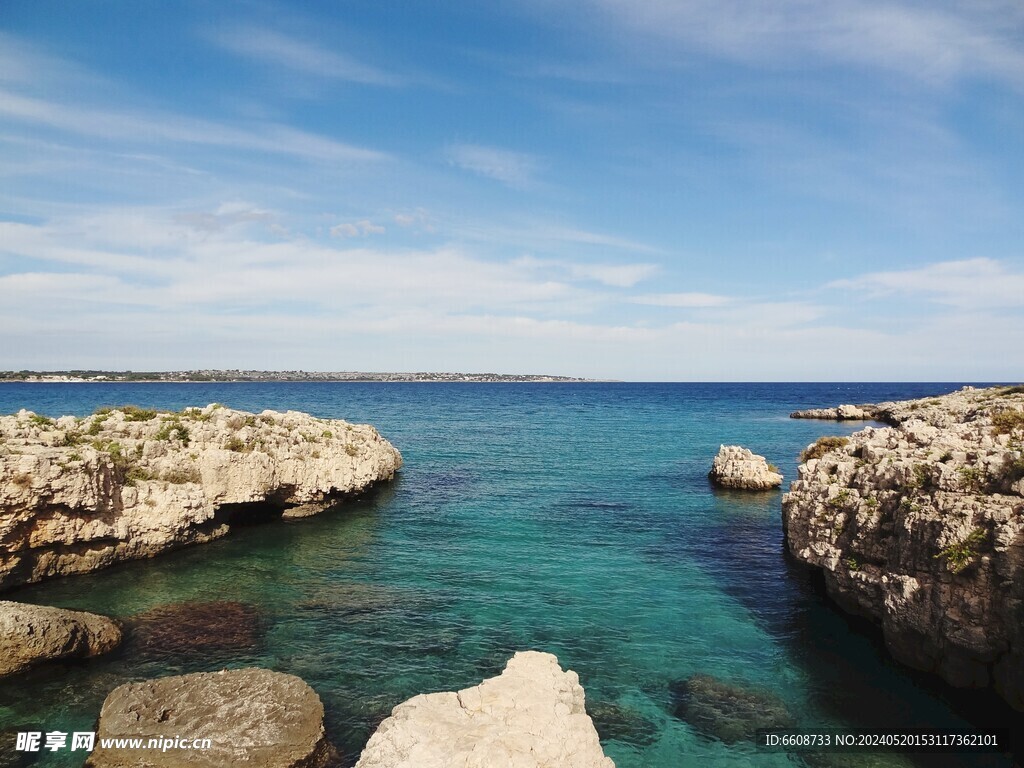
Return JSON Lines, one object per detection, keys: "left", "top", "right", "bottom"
{"left": 0, "top": 370, "right": 596, "bottom": 384}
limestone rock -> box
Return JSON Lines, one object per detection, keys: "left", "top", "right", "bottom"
{"left": 708, "top": 445, "right": 783, "bottom": 490}
{"left": 0, "top": 600, "right": 122, "bottom": 677}
{"left": 0, "top": 405, "right": 401, "bottom": 589}
{"left": 86, "top": 668, "right": 336, "bottom": 768}
{"left": 355, "top": 650, "right": 615, "bottom": 768}
{"left": 790, "top": 404, "right": 878, "bottom": 421}
{"left": 782, "top": 385, "right": 1024, "bottom": 710}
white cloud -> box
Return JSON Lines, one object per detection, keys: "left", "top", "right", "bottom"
{"left": 330, "top": 220, "right": 386, "bottom": 238}
{"left": 209, "top": 26, "right": 399, "bottom": 86}
{"left": 0, "top": 88, "right": 388, "bottom": 163}
{"left": 445, "top": 144, "right": 539, "bottom": 187}
{"left": 631, "top": 292, "right": 731, "bottom": 308}
{"left": 830, "top": 257, "right": 1024, "bottom": 309}
{"left": 558, "top": 0, "right": 1024, "bottom": 85}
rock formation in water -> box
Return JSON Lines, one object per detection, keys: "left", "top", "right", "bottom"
{"left": 86, "top": 668, "right": 336, "bottom": 767}
{"left": 790, "top": 404, "right": 878, "bottom": 420}
{"left": 126, "top": 601, "right": 263, "bottom": 662}
{"left": 669, "top": 673, "right": 793, "bottom": 744}
{"left": 0, "top": 404, "right": 401, "bottom": 589}
{"left": 708, "top": 445, "right": 783, "bottom": 490}
{"left": 782, "top": 385, "right": 1024, "bottom": 710}
{"left": 0, "top": 600, "right": 122, "bottom": 678}
{"left": 355, "top": 650, "right": 615, "bottom": 768}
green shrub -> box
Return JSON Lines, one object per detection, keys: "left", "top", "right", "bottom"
{"left": 60, "top": 431, "right": 82, "bottom": 447}
{"left": 845, "top": 556, "right": 860, "bottom": 571}
{"left": 86, "top": 413, "right": 110, "bottom": 435}
{"left": 162, "top": 466, "right": 201, "bottom": 484}
{"left": 121, "top": 405, "right": 158, "bottom": 422}
{"left": 935, "top": 528, "right": 986, "bottom": 574}
{"left": 345, "top": 444, "right": 358, "bottom": 457}
{"left": 991, "top": 409, "right": 1024, "bottom": 435}
{"left": 28, "top": 413, "right": 53, "bottom": 428}
{"left": 224, "top": 436, "right": 248, "bottom": 452}
{"left": 957, "top": 466, "right": 984, "bottom": 491}
{"left": 155, "top": 419, "right": 190, "bottom": 446}
{"left": 827, "top": 489, "right": 852, "bottom": 508}
{"left": 124, "top": 465, "right": 156, "bottom": 485}
{"left": 801, "top": 436, "right": 850, "bottom": 463}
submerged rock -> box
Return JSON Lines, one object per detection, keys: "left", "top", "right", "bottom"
{"left": 0, "top": 600, "right": 122, "bottom": 678}
{"left": 670, "top": 674, "right": 793, "bottom": 744}
{"left": 0, "top": 405, "right": 401, "bottom": 589}
{"left": 86, "top": 668, "right": 337, "bottom": 768}
{"left": 708, "top": 445, "right": 783, "bottom": 490}
{"left": 127, "top": 601, "right": 262, "bottom": 661}
{"left": 355, "top": 650, "right": 615, "bottom": 768}
{"left": 783, "top": 385, "right": 1024, "bottom": 710}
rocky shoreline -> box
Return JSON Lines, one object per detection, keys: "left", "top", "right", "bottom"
{"left": 0, "top": 404, "right": 401, "bottom": 590}
{"left": 782, "top": 385, "right": 1024, "bottom": 710}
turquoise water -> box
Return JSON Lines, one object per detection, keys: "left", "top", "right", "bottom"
{"left": 0, "top": 382, "right": 1017, "bottom": 767}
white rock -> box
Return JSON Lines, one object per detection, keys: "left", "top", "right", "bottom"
{"left": 356, "top": 651, "right": 615, "bottom": 768}
{"left": 708, "top": 445, "right": 783, "bottom": 490}
{"left": 0, "top": 405, "right": 401, "bottom": 588}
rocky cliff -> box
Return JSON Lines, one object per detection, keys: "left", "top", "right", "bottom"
{"left": 0, "top": 404, "right": 401, "bottom": 589}
{"left": 356, "top": 651, "right": 615, "bottom": 768}
{"left": 782, "top": 386, "right": 1024, "bottom": 709}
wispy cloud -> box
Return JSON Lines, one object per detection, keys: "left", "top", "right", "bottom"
{"left": 445, "top": 144, "right": 540, "bottom": 187}
{"left": 559, "top": 0, "right": 1024, "bottom": 85}
{"left": 208, "top": 26, "right": 400, "bottom": 86}
{"left": 0, "top": 88, "right": 387, "bottom": 163}
{"left": 512, "top": 255, "right": 656, "bottom": 288}
{"left": 631, "top": 292, "right": 731, "bottom": 308}
{"left": 330, "top": 219, "right": 386, "bottom": 238}
{"left": 830, "top": 257, "right": 1024, "bottom": 309}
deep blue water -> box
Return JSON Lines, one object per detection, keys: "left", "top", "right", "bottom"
{"left": 0, "top": 382, "right": 1018, "bottom": 767}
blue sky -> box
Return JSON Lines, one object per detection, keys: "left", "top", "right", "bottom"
{"left": 1, "top": 0, "right": 1023, "bottom": 380}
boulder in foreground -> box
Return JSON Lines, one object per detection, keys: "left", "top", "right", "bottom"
{"left": 86, "top": 668, "right": 336, "bottom": 768}
{"left": 356, "top": 650, "right": 614, "bottom": 768}
{"left": 708, "top": 445, "right": 783, "bottom": 490}
{"left": 0, "top": 600, "right": 122, "bottom": 678}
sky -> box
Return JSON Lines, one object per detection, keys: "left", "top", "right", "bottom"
{"left": 1, "top": 0, "right": 1023, "bottom": 381}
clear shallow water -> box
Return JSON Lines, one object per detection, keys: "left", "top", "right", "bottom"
{"left": 0, "top": 382, "right": 1018, "bottom": 767}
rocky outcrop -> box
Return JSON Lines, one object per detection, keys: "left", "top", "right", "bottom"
{"left": 0, "top": 600, "right": 122, "bottom": 677}
{"left": 87, "top": 668, "right": 336, "bottom": 767}
{"left": 790, "top": 404, "right": 878, "bottom": 420}
{"left": 0, "top": 404, "right": 401, "bottom": 589}
{"left": 355, "top": 651, "right": 615, "bottom": 768}
{"left": 708, "top": 445, "right": 783, "bottom": 490}
{"left": 782, "top": 385, "right": 1024, "bottom": 709}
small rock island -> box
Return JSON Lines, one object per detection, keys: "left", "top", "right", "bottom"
{"left": 708, "top": 445, "right": 783, "bottom": 490}
{"left": 783, "top": 385, "right": 1024, "bottom": 710}
{"left": 0, "top": 404, "right": 401, "bottom": 589}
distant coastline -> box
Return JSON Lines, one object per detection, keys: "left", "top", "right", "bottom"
{"left": 0, "top": 370, "right": 600, "bottom": 384}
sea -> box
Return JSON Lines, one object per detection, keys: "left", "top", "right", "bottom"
{"left": 0, "top": 382, "right": 1019, "bottom": 767}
